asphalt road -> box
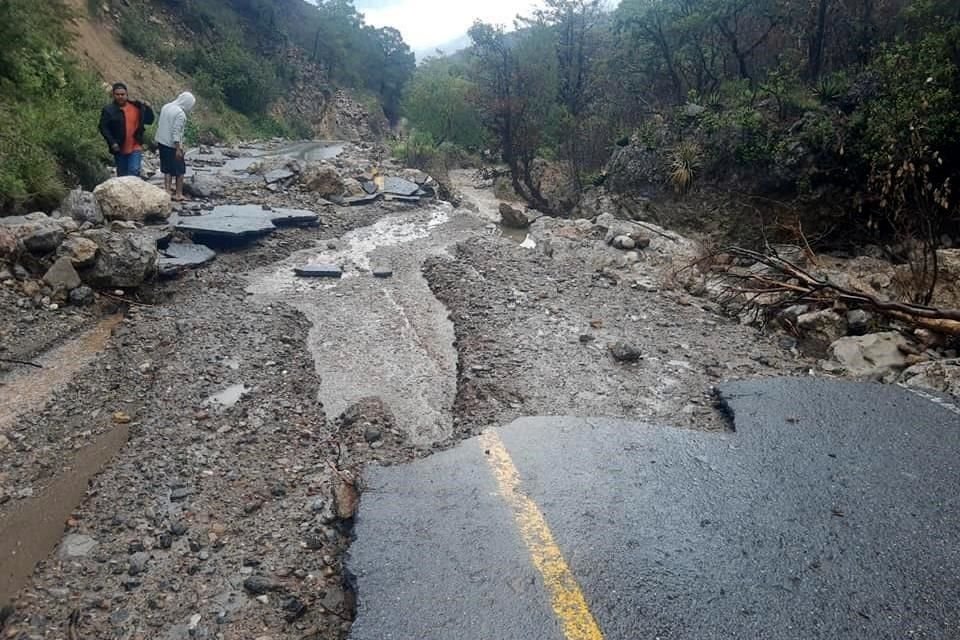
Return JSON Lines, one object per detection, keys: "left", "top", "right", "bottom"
{"left": 348, "top": 378, "right": 960, "bottom": 640}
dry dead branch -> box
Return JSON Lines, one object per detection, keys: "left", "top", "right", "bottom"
{"left": 707, "top": 247, "right": 960, "bottom": 335}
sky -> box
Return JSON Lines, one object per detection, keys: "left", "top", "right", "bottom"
{"left": 353, "top": 0, "right": 546, "bottom": 57}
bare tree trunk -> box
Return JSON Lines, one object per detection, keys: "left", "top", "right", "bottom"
{"left": 808, "top": 0, "right": 830, "bottom": 80}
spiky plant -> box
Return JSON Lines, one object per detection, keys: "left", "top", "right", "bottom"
{"left": 669, "top": 141, "right": 702, "bottom": 194}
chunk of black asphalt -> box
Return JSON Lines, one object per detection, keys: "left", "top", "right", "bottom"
{"left": 345, "top": 194, "right": 382, "bottom": 207}
{"left": 294, "top": 264, "right": 342, "bottom": 278}
{"left": 263, "top": 168, "right": 295, "bottom": 184}
{"left": 372, "top": 267, "right": 393, "bottom": 278}
{"left": 349, "top": 378, "right": 960, "bottom": 640}
{"left": 382, "top": 177, "right": 420, "bottom": 196}
{"left": 384, "top": 194, "right": 421, "bottom": 204}
{"left": 158, "top": 242, "right": 216, "bottom": 276}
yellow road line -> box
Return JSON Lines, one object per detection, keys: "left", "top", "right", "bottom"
{"left": 479, "top": 430, "right": 605, "bottom": 640}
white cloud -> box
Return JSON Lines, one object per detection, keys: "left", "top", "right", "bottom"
{"left": 359, "top": 0, "right": 545, "bottom": 53}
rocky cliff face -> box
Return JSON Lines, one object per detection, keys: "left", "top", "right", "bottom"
{"left": 270, "top": 50, "right": 388, "bottom": 142}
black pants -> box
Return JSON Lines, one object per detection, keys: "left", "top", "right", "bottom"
{"left": 158, "top": 144, "right": 186, "bottom": 176}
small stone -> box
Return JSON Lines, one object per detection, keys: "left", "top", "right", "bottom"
{"left": 112, "top": 411, "right": 131, "bottom": 424}
{"left": 60, "top": 534, "right": 98, "bottom": 559}
{"left": 318, "top": 589, "right": 345, "bottom": 613}
{"left": 244, "top": 500, "right": 264, "bottom": 514}
{"left": 128, "top": 552, "right": 150, "bottom": 576}
{"left": 68, "top": 285, "right": 96, "bottom": 307}
{"left": 283, "top": 597, "right": 308, "bottom": 622}
{"left": 579, "top": 334, "right": 595, "bottom": 343}
{"left": 170, "top": 487, "right": 193, "bottom": 502}
{"left": 303, "top": 536, "right": 325, "bottom": 550}
{"left": 333, "top": 478, "right": 359, "bottom": 520}
{"left": 613, "top": 235, "right": 636, "bottom": 251}
{"left": 609, "top": 341, "right": 643, "bottom": 363}
{"left": 243, "top": 576, "right": 281, "bottom": 595}
{"left": 170, "top": 521, "right": 188, "bottom": 536}
{"left": 363, "top": 427, "right": 382, "bottom": 443}
{"left": 372, "top": 267, "right": 393, "bottom": 279}
{"left": 846, "top": 309, "right": 873, "bottom": 336}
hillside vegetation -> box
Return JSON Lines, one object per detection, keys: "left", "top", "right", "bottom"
{"left": 0, "top": 0, "right": 110, "bottom": 213}
{"left": 401, "top": 0, "right": 960, "bottom": 288}
{"left": 0, "top": 0, "right": 415, "bottom": 214}
{"left": 112, "top": 0, "right": 413, "bottom": 129}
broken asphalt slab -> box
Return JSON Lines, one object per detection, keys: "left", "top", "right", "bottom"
{"left": 348, "top": 378, "right": 960, "bottom": 639}
{"left": 171, "top": 205, "right": 319, "bottom": 243}
{"left": 294, "top": 264, "right": 342, "bottom": 278}
{"left": 158, "top": 242, "right": 216, "bottom": 277}
{"left": 263, "top": 168, "right": 295, "bottom": 184}
{"left": 345, "top": 194, "right": 383, "bottom": 207}
{"left": 382, "top": 177, "right": 420, "bottom": 197}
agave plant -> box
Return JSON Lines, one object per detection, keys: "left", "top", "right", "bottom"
{"left": 669, "top": 140, "right": 703, "bottom": 194}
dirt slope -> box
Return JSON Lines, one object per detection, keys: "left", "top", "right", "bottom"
{"left": 65, "top": 0, "right": 187, "bottom": 103}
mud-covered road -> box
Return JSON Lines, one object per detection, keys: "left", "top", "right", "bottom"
{"left": 0, "top": 146, "right": 814, "bottom": 639}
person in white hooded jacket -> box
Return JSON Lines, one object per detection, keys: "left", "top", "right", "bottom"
{"left": 156, "top": 92, "right": 196, "bottom": 201}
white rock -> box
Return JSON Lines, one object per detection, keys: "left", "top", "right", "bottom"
{"left": 93, "top": 177, "right": 172, "bottom": 222}
{"left": 827, "top": 332, "right": 911, "bottom": 378}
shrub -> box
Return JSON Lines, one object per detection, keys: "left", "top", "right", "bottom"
{"left": 390, "top": 130, "right": 439, "bottom": 169}
{"left": 668, "top": 141, "right": 702, "bottom": 194}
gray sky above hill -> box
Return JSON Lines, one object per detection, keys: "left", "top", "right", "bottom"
{"left": 353, "top": 0, "right": 545, "bottom": 55}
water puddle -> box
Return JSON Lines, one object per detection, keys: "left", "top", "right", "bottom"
{"left": 0, "top": 314, "right": 123, "bottom": 435}
{"left": 206, "top": 384, "right": 249, "bottom": 411}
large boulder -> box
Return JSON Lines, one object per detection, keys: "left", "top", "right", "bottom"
{"left": 929, "top": 248, "right": 960, "bottom": 309}
{"left": 60, "top": 188, "right": 103, "bottom": 225}
{"left": 0, "top": 227, "right": 18, "bottom": 261}
{"left": 606, "top": 140, "right": 666, "bottom": 194}
{"left": 900, "top": 360, "right": 960, "bottom": 399}
{"left": 797, "top": 309, "right": 848, "bottom": 357}
{"left": 93, "top": 177, "right": 172, "bottom": 223}
{"left": 0, "top": 213, "right": 66, "bottom": 256}
{"left": 499, "top": 203, "right": 540, "bottom": 229}
{"left": 183, "top": 174, "right": 225, "bottom": 200}
{"left": 826, "top": 331, "right": 911, "bottom": 379}
{"left": 23, "top": 224, "right": 65, "bottom": 254}
{"left": 81, "top": 229, "right": 158, "bottom": 288}
{"left": 302, "top": 164, "right": 346, "bottom": 199}
{"left": 530, "top": 158, "right": 579, "bottom": 214}
{"left": 43, "top": 256, "right": 82, "bottom": 291}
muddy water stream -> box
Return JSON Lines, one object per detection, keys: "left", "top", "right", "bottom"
{"left": 249, "top": 204, "right": 487, "bottom": 447}
{"left": 0, "top": 314, "right": 123, "bottom": 435}
{"left": 0, "top": 313, "right": 127, "bottom": 608}
{"left": 450, "top": 169, "right": 536, "bottom": 247}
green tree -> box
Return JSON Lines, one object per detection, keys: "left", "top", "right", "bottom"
{"left": 402, "top": 59, "right": 486, "bottom": 150}
{"left": 469, "top": 20, "right": 561, "bottom": 212}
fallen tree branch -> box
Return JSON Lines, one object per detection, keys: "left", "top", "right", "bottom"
{"left": 709, "top": 247, "right": 960, "bottom": 335}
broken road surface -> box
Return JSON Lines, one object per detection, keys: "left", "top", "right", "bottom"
{"left": 349, "top": 378, "right": 960, "bottom": 639}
